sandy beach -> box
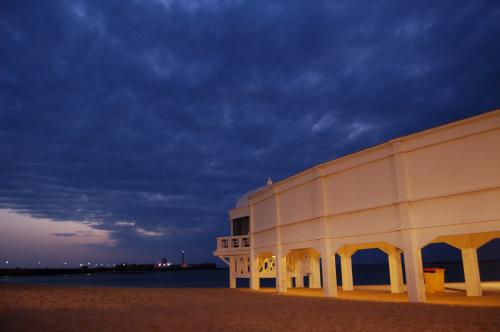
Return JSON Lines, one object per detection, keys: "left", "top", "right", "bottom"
{"left": 1, "top": 286, "right": 499, "bottom": 332}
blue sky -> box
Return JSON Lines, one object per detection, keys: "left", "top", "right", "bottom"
{"left": 1, "top": 0, "right": 499, "bottom": 267}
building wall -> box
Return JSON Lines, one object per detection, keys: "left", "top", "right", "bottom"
{"left": 280, "top": 180, "right": 320, "bottom": 225}
{"left": 325, "top": 156, "right": 396, "bottom": 214}
{"left": 253, "top": 193, "right": 276, "bottom": 233}
{"left": 406, "top": 128, "right": 500, "bottom": 198}
{"left": 246, "top": 110, "right": 500, "bottom": 252}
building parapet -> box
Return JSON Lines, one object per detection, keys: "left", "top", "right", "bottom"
{"left": 214, "top": 235, "right": 250, "bottom": 256}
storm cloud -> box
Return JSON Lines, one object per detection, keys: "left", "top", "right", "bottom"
{"left": 1, "top": 0, "right": 499, "bottom": 263}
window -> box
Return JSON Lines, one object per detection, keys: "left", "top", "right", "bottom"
{"left": 232, "top": 216, "right": 249, "bottom": 236}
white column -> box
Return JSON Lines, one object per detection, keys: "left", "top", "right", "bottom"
{"left": 276, "top": 246, "right": 287, "bottom": 293}
{"left": 309, "top": 255, "right": 321, "bottom": 288}
{"left": 249, "top": 201, "right": 259, "bottom": 290}
{"left": 402, "top": 230, "right": 426, "bottom": 302}
{"left": 339, "top": 252, "right": 354, "bottom": 291}
{"left": 250, "top": 250, "right": 260, "bottom": 290}
{"left": 461, "top": 247, "right": 482, "bottom": 296}
{"left": 287, "top": 255, "right": 294, "bottom": 288}
{"left": 295, "top": 258, "right": 304, "bottom": 287}
{"left": 388, "top": 250, "right": 404, "bottom": 293}
{"left": 392, "top": 143, "right": 424, "bottom": 302}
{"left": 229, "top": 256, "right": 236, "bottom": 288}
{"left": 314, "top": 256, "right": 322, "bottom": 288}
{"left": 321, "top": 240, "right": 337, "bottom": 297}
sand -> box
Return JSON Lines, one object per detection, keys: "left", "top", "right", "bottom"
{"left": 1, "top": 286, "right": 500, "bottom": 332}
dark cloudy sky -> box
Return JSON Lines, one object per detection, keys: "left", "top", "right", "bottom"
{"left": 1, "top": 0, "right": 499, "bottom": 267}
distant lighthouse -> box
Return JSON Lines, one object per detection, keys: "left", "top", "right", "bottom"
{"left": 181, "top": 250, "right": 187, "bottom": 268}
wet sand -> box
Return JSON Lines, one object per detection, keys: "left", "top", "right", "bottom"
{"left": 1, "top": 285, "right": 499, "bottom": 332}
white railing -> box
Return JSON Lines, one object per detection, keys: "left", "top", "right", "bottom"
{"left": 216, "top": 235, "right": 251, "bottom": 251}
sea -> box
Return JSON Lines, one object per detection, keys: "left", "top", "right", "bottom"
{"left": 1, "top": 260, "right": 499, "bottom": 288}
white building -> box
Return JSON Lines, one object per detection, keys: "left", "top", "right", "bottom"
{"left": 214, "top": 110, "right": 500, "bottom": 302}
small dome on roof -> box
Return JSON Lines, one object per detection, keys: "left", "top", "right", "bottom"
{"left": 235, "top": 186, "right": 266, "bottom": 208}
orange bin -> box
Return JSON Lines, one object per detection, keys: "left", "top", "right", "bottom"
{"left": 423, "top": 268, "right": 445, "bottom": 293}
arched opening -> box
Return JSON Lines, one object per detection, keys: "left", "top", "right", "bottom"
{"left": 348, "top": 248, "right": 391, "bottom": 286}
{"left": 421, "top": 242, "right": 462, "bottom": 296}
{"left": 258, "top": 253, "right": 276, "bottom": 288}
{"left": 282, "top": 248, "right": 321, "bottom": 291}
{"left": 422, "top": 242, "right": 462, "bottom": 281}
{"left": 336, "top": 242, "right": 405, "bottom": 294}
{"left": 421, "top": 232, "right": 500, "bottom": 297}
{"left": 477, "top": 238, "right": 500, "bottom": 283}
